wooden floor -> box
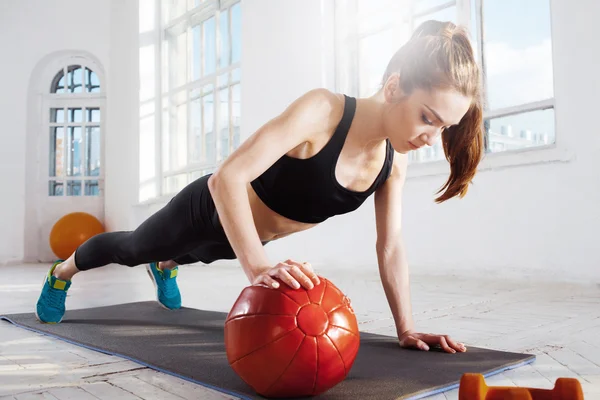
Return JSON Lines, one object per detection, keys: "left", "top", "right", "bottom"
{"left": 1, "top": 263, "right": 599, "bottom": 399}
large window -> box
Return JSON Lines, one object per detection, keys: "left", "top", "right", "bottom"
{"left": 335, "top": 0, "right": 555, "bottom": 164}
{"left": 139, "top": 0, "right": 241, "bottom": 202}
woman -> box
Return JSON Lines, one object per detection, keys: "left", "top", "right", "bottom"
{"left": 36, "top": 20, "right": 483, "bottom": 354}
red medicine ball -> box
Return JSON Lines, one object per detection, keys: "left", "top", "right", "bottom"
{"left": 224, "top": 277, "right": 360, "bottom": 398}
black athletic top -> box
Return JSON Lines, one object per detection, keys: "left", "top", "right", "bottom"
{"left": 250, "top": 95, "right": 395, "bottom": 224}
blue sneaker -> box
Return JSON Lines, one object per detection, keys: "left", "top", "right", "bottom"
{"left": 146, "top": 262, "right": 181, "bottom": 310}
{"left": 35, "top": 261, "right": 71, "bottom": 323}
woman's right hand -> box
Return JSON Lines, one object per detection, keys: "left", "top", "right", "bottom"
{"left": 252, "top": 259, "right": 320, "bottom": 290}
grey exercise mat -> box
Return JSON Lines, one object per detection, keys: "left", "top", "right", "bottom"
{"left": 1, "top": 301, "right": 534, "bottom": 399}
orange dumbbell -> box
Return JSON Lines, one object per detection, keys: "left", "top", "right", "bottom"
{"left": 458, "top": 373, "right": 584, "bottom": 400}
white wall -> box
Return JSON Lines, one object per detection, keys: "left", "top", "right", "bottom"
{"left": 0, "top": 0, "right": 138, "bottom": 264}
{"left": 105, "top": 0, "right": 140, "bottom": 234}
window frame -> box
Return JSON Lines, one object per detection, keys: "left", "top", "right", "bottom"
{"left": 139, "top": 0, "right": 241, "bottom": 203}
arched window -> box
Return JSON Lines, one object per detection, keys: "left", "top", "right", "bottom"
{"left": 50, "top": 65, "right": 101, "bottom": 94}
{"left": 48, "top": 64, "right": 103, "bottom": 197}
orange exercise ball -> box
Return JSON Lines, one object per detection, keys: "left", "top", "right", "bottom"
{"left": 224, "top": 277, "right": 360, "bottom": 398}
{"left": 49, "top": 212, "right": 104, "bottom": 260}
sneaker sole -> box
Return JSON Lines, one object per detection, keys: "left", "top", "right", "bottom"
{"left": 145, "top": 264, "right": 176, "bottom": 310}
{"left": 34, "top": 273, "right": 63, "bottom": 324}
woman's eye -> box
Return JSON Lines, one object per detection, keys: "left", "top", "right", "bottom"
{"left": 421, "top": 114, "right": 433, "bottom": 125}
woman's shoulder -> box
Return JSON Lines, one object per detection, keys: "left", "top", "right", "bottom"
{"left": 288, "top": 88, "right": 346, "bottom": 129}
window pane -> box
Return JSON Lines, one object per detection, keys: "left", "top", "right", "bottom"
{"left": 50, "top": 127, "right": 64, "bottom": 177}
{"left": 203, "top": 92, "right": 215, "bottom": 163}
{"left": 85, "top": 68, "right": 100, "bottom": 93}
{"left": 169, "top": 31, "right": 187, "bottom": 89}
{"left": 231, "top": 3, "right": 241, "bottom": 64}
{"left": 140, "top": 45, "right": 155, "bottom": 101}
{"left": 413, "top": 5, "right": 456, "bottom": 28}
{"left": 139, "top": 0, "right": 155, "bottom": 33}
{"left": 164, "top": 174, "right": 188, "bottom": 194}
{"left": 203, "top": 83, "right": 214, "bottom": 94}
{"left": 203, "top": 17, "right": 216, "bottom": 76}
{"left": 357, "top": 0, "right": 398, "bottom": 34}
{"left": 50, "top": 108, "right": 65, "bottom": 123}
{"left": 140, "top": 102, "right": 155, "bottom": 117}
{"left": 86, "top": 127, "right": 101, "bottom": 177}
{"left": 176, "top": 100, "right": 188, "bottom": 166}
{"left": 219, "top": 88, "right": 230, "bottom": 160}
{"left": 415, "top": 0, "right": 455, "bottom": 14}
{"left": 232, "top": 83, "right": 241, "bottom": 150}
{"left": 67, "top": 127, "right": 82, "bottom": 177}
{"left": 191, "top": 25, "right": 202, "bottom": 80}
{"left": 66, "top": 180, "right": 82, "bottom": 196}
{"left": 470, "top": 0, "right": 479, "bottom": 61}
{"left": 232, "top": 68, "right": 240, "bottom": 84}
{"left": 165, "top": 92, "right": 187, "bottom": 172}
{"left": 86, "top": 108, "right": 101, "bottom": 123}
{"left": 218, "top": 72, "right": 228, "bottom": 89}
{"left": 190, "top": 97, "right": 202, "bottom": 162}
{"left": 219, "top": 9, "right": 230, "bottom": 67}
{"left": 51, "top": 70, "right": 65, "bottom": 93}
{"left": 162, "top": 107, "right": 170, "bottom": 172}
{"left": 190, "top": 170, "right": 204, "bottom": 181}
{"left": 67, "top": 66, "right": 83, "bottom": 93}
{"left": 357, "top": 0, "right": 395, "bottom": 15}
{"left": 164, "top": 0, "right": 186, "bottom": 22}
{"left": 486, "top": 108, "right": 555, "bottom": 153}
{"left": 483, "top": 0, "right": 553, "bottom": 110}
{"left": 49, "top": 181, "right": 63, "bottom": 196}
{"left": 68, "top": 108, "right": 83, "bottom": 123}
{"left": 85, "top": 180, "right": 99, "bottom": 196}
{"left": 139, "top": 116, "right": 155, "bottom": 181}
{"left": 139, "top": 181, "right": 157, "bottom": 202}
{"left": 358, "top": 29, "right": 397, "bottom": 96}
{"left": 162, "top": 38, "right": 170, "bottom": 93}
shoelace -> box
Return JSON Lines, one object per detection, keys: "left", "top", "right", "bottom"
{"left": 160, "top": 273, "right": 178, "bottom": 298}
{"left": 48, "top": 286, "right": 67, "bottom": 308}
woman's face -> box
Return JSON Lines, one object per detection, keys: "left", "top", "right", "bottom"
{"left": 382, "top": 80, "right": 472, "bottom": 154}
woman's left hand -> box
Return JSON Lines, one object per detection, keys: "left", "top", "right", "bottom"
{"left": 398, "top": 330, "right": 467, "bottom": 353}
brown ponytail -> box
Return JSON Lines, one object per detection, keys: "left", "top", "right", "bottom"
{"left": 382, "top": 20, "right": 484, "bottom": 202}
{"left": 436, "top": 101, "right": 484, "bottom": 202}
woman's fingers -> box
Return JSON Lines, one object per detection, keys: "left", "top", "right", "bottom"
{"left": 300, "top": 262, "right": 320, "bottom": 286}
{"left": 444, "top": 335, "right": 466, "bottom": 352}
{"left": 399, "top": 334, "right": 430, "bottom": 351}
{"left": 438, "top": 336, "right": 455, "bottom": 353}
{"left": 253, "top": 273, "right": 279, "bottom": 289}
{"left": 271, "top": 264, "right": 301, "bottom": 289}
{"left": 284, "top": 260, "right": 320, "bottom": 289}
{"left": 253, "top": 260, "right": 321, "bottom": 290}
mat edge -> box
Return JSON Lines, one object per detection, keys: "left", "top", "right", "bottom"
{"left": 0, "top": 316, "right": 254, "bottom": 400}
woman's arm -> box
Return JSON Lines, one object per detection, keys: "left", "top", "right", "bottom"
{"left": 374, "top": 154, "right": 465, "bottom": 353}
{"left": 208, "top": 89, "right": 342, "bottom": 286}
{"left": 373, "top": 155, "right": 415, "bottom": 334}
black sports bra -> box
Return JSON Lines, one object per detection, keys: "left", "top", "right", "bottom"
{"left": 250, "top": 95, "right": 394, "bottom": 224}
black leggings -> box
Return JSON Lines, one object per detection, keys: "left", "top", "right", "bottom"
{"left": 74, "top": 174, "right": 264, "bottom": 270}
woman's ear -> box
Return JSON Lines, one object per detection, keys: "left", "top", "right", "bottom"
{"left": 383, "top": 73, "right": 403, "bottom": 103}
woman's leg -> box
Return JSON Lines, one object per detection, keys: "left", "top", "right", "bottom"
{"left": 55, "top": 174, "right": 216, "bottom": 278}
{"left": 37, "top": 175, "right": 218, "bottom": 322}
